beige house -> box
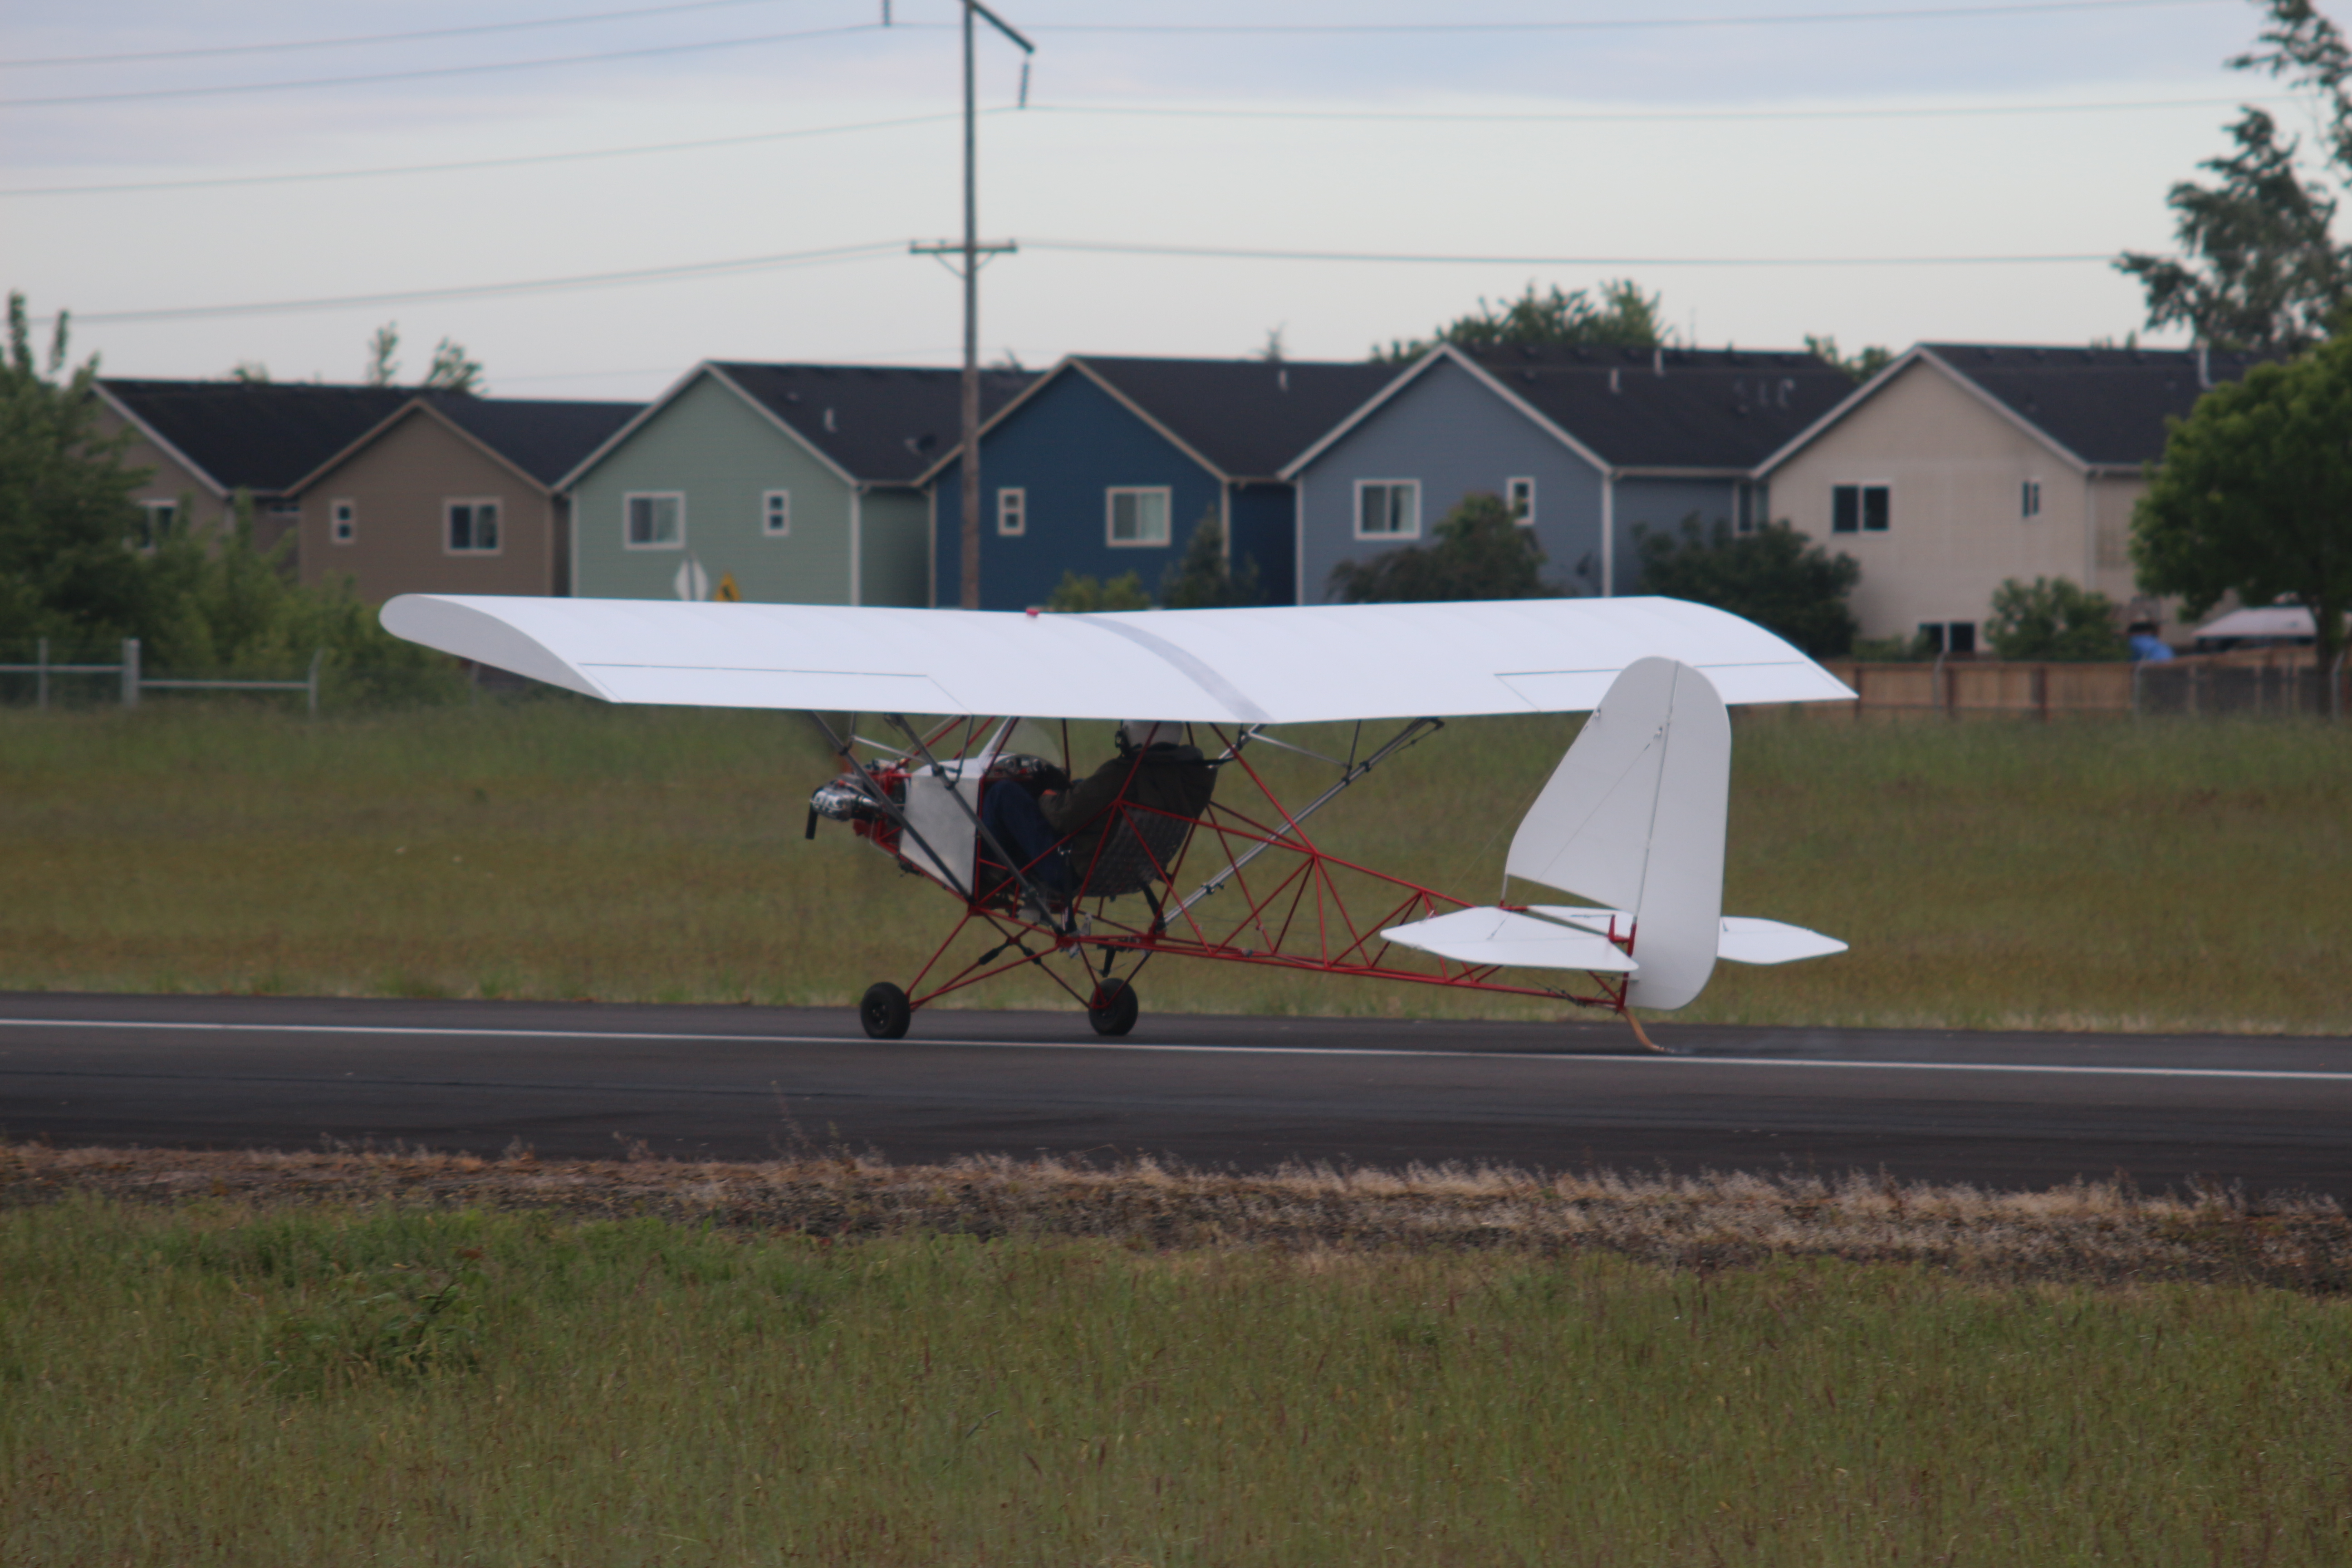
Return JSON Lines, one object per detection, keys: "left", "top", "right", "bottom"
{"left": 289, "top": 393, "right": 637, "bottom": 601}
{"left": 1757, "top": 344, "right": 2260, "bottom": 650}
{"left": 93, "top": 380, "right": 412, "bottom": 559}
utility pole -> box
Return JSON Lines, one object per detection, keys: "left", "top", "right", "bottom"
{"left": 911, "top": 0, "right": 1030, "bottom": 610}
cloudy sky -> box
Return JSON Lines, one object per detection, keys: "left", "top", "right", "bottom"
{"left": 0, "top": 0, "right": 2303, "bottom": 398}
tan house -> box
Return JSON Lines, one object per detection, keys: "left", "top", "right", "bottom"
{"left": 94, "top": 380, "right": 413, "bottom": 559}
{"left": 288, "top": 393, "right": 637, "bottom": 601}
{"left": 1757, "top": 344, "right": 2261, "bottom": 650}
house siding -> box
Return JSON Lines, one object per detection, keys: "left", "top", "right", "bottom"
{"left": 856, "top": 487, "right": 931, "bottom": 608}
{"left": 1226, "top": 483, "right": 1295, "bottom": 606}
{"left": 571, "top": 372, "right": 857, "bottom": 603}
{"left": 294, "top": 412, "right": 559, "bottom": 601}
{"left": 88, "top": 406, "right": 235, "bottom": 539}
{"left": 1764, "top": 360, "right": 2156, "bottom": 640}
{"left": 1297, "top": 358, "right": 1607, "bottom": 603}
{"left": 931, "top": 371, "right": 1224, "bottom": 610}
{"left": 1610, "top": 476, "right": 1753, "bottom": 597}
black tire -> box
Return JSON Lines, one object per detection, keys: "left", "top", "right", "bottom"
{"left": 1088, "top": 979, "right": 1139, "bottom": 1037}
{"left": 859, "top": 981, "right": 911, "bottom": 1040}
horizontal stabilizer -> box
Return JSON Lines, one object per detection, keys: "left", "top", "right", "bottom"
{"left": 1381, "top": 907, "right": 1639, "bottom": 973}
{"left": 1716, "top": 917, "right": 1847, "bottom": 965}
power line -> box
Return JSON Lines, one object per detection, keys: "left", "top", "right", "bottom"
{"left": 0, "top": 111, "right": 977, "bottom": 197}
{"left": 0, "top": 0, "right": 814, "bottom": 69}
{"left": 0, "top": 93, "right": 2275, "bottom": 200}
{"left": 1023, "top": 238, "right": 2116, "bottom": 266}
{"left": 0, "top": 21, "right": 882, "bottom": 109}
{"left": 44, "top": 235, "right": 2126, "bottom": 326}
{"left": 932, "top": 0, "right": 2221, "bottom": 31}
{"left": 55, "top": 240, "right": 906, "bottom": 324}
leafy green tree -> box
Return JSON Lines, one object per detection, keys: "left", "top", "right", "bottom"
{"left": 1632, "top": 515, "right": 1860, "bottom": 658}
{"left": 1984, "top": 576, "right": 2128, "bottom": 661}
{"left": 1376, "top": 280, "right": 1667, "bottom": 364}
{"left": 0, "top": 293, "right": 152, "bottom": 657}
{"left": 1804, "top": 334, "right": 1895, "bottom": 384}
{"left": 1161, "top": 511, "right": 1261, "bottom": 608}
{"left": 229, "top": 361, "right": 270, "bottom": 384}
{"left": 1044, "top": 570, "right": 1152, "bottom": 612}
{"left": 1328, "top": 492, "right": 1558, "bottom": 603}
{"left": 365, "top": 323, "right": 400, "bottom": 386}
{"left": 424, "top": 337, "right": 485, "bottom": 393}
{"left": 2133, "top": 336, "right": 2352, "bottom": 675}
{"left": 2116, "top": 1, "right": 2352, "bottom": 351}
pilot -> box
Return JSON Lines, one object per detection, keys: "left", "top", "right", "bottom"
{"left": 977, "top": 720, "right": 1213, "bottom": 907}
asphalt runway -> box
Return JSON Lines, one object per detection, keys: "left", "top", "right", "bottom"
{"left": 1, "top": 992, "right": 2347, "bottom": 1198}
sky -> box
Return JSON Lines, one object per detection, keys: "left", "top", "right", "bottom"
{"left": 0, "top": 0, "right": 2312, "bottom": 400}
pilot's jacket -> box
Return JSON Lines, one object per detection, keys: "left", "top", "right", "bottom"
{"left": 1043, "top": 741, "right": 1215, "bottom": 877}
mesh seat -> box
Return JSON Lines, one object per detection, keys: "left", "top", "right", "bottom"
{"left": 1072, "top": 804, "right": 1197, "bottom": 899}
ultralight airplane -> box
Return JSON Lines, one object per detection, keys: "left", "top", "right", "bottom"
{"left": 381, "top": 595, "right": 1854, "bottom": 1050}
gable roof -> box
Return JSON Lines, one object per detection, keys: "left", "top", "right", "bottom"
{"left": 710, "top": 361, "right": 1034, "bottom": 484}
{"left": 921, "top": 354, "right": 1398, "bottom": 486}
{"left": 98, "top": 378, "right": 415, "bottom": 498}
{"left": 1916, "top": 343, "right": 2266, "bottom": 468}
{"left": 1458, "top": 343, "right": 1852, "bottom": 470}
{"left": 286, "top": 392, "right": 642, "bottom": 496}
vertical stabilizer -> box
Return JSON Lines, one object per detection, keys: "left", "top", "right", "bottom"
{"left": 1505, "top": 657, "right": 1730, "bottom": 1009}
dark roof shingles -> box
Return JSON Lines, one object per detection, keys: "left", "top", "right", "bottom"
{"left": 710, "top": 362, "right": 1036, "bottom": 483}
{"left": 1462, "top": 345, "right": 1853, "bottom": 469}
{"left": 1919, "top": 343, "right": 2265, "bottom": 467}
{"left": 422, "top": 393, "right": 640, "bottom": 486}
{"left": 100, "top": 379, "right": 412, "bottom": 494}
{"left": 1073, "top": 357, "right": 1400, "bottom": 478}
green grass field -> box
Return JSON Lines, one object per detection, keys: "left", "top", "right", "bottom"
{"left": 4, "top": 1194, "right": 2347, "bottom": 1566}
{"left": 3, "top": 700, "right": 2347, "bottom": 1032}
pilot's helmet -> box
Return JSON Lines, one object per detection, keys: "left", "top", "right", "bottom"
{"left": 1118, "top": 719, "right": 1185, "bottom": 750}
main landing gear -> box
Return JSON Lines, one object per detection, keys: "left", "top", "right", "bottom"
{"left": 1088, "top": 978, "right": 1139, "bottom": 1037}
{"left": 859, "top": 981, "right": 911, "bottom": 1040}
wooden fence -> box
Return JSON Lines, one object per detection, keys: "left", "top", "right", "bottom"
{"left": 1815, "top": 648, "right": 2344, "bottom": 718}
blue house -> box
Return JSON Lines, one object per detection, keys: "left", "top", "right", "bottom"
{"left": 924, "top": 356, "right": 1395, "bottom": 610}
{"left": 1284, "top": 343, "right": 1853, "bottom": 600}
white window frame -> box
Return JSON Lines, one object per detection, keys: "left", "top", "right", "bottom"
{"left": 1105, "top": 486, "right": 1171, "bottom": 548}
{"left": 444, "top": 497, "right": 503, "bottom": 555}
{"left": 761, "top": 489, "right": 791, "bottom": 537}
{"left": 134, "top": 499, "right": 177, "bottom": 550}
{"left": 2021, "top": 478, "right": 2043, "bottom": 519}
{"left": 997, "top": 486, "right": 1026, "bottom": 537}
{"left": 624, "top": 491, "right": 686, "bottom": 551}
{"left": 330, "top": 499, "right": 357, "bottom": 544}
{"left": 1506, "top": 476, "right": 1536, "bottom": 526}
{"left": 1831, "top": 482, "right": 1891, "bottom": 535}
{"left": 1353, "top": 479, "right": 1421, "bottom": 540}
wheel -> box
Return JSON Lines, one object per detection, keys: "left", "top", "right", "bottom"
{"left": 1087, "top": 979, "right": 1139, "bottom": 1037}
{"left": 859, "top": 981, "right": 911, "bottom": 1040}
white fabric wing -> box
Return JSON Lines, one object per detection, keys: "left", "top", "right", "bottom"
{"left": 378, "top": 595, "right": 1853, "bottom": 724}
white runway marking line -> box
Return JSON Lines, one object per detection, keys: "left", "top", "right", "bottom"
{"left": 3, "top": 1017, "right": 2350, "bottom": 1084}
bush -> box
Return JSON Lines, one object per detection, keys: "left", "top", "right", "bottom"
{"left": 1632, "top": 515, "right": 1859, "bottom": 657}
{"left": 1044, "top": 570, "right": 1152, "bottom": 612}
{"left": 1984, "top": 576, "right": 2127, "bottom": 661}
{"left": 1328, "top": 492, "right": 1560, "bottom": 603}
{"left": 1161, "top": 511, "right": 1261, "bottom": 608}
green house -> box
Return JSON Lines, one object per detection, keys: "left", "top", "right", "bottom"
{"left": 561, "top": 362, "right": 1031, "bottom": 604}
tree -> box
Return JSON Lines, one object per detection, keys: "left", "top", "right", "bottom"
{"left": 1328, "top": 492, "right": 1559, "bottom": 603}
{"left": 2116, "top": 0, "right": 2352, "bottom": 351}
{"left": 1045, "top": 571, "right": 1152, "bottom": 612}
{"left": 1632, "top": 516, "right": 1860, "bottom": 658}
{"left": 229, "top": 360, "right": 270, "bottom": 384}
{"left": 1161, "top": 511, "right": 1261, "bottom": 608}
{"left": 1984, "top": 577, "right": 2128, "bottom": 661}
{"left": 1804, "top": 334, "right": 1894, "bottom": 384}
{"left": 2133, "top": 336, "right": 2352, "bottom": 676}
{"left": 364, "top": 323, "right": 400, "bottom": 386}
{"left": 1376, "top": 280, "right": 1668, "bottom": 364}
{"left": 0, "top": 293, "right": 152, "bottom": 656}
{"left": 424, "top": 337, "right": 484, "bottom": 393}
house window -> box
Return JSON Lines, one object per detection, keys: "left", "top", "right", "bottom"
{"left": 997, "top": 487, "right": 1026, "bottom": 537}
{"left": 134, "top": 500, "right": 177, "bottom": 549}
{"left": 331, "top": 500, "right": 356, "bottom": 544}
{"left": 1832, "top": 483, "right": 1890, "bottom": 534}
{"left": 446, "top": 499, "right": 501, "bottom": 554}
{"left": 1106, "top": 487, "right": 1170, "bottom": 547}
{"left": 1735, "top": 482, "right": 1764, "bottom": 534}
{"left": 1355, "top": 479, "right": 1420, "bottom": 539}
{"left": 2021, "top": 479, "right": 2042, "bottom": 519}
{"left": 1506, "top": 477, "right": 1536, "bottom": 525}
{"left": 1918, "top": 622, "right": 1977, "bottom": 656}
{"left": 762, "top": 490, "right": 791, "bottom": 537}
{"left": 626, "top": 492, "right": 684, "bottom": 549}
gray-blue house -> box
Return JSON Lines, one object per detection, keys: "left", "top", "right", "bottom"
{"left": 923, "top": 355, "right": 1395, "bottom": 610}
{"left": 1284, "top": 343, "right": 1853, "bottom": 601}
